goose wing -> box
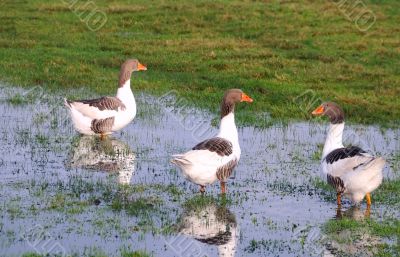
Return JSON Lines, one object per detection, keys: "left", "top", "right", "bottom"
{"left": 172, "top": 137, "right": 234, "bottom": 169}
{"left": 66, "top": 96, "right": 126, "bottom": 119}
{"left": 323, "top": 146, "right": 375, "bottom": 176}
{"left": 192, "top": 137, "right": 233, "bottom": 156}
{"left": 323, "top": 146, "right": 376, "bottom": 190}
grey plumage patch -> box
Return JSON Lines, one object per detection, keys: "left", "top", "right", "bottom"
{"left": 119, "top": 59, "right": 138, "bottom": 87}
{"left": 220, "top": 102, "right": 234, "bottom": 119}
{"left": 91, "top": 117, "right": 114, "bottom": 134}
{"left": 216, "top": 159, "right": 238, "bottom": 182}
{"left": 327, "top": 174, "right": 345, "bottom": 193}
{"left": 220, "top": 89, "right": 243, "bottom": 118}
{"left": 77, "top": 97, "right": 126, "bottom": 111}
{"left": 324, "top": 146, "right": 366, "bottom": 164}
{"left": 192, "top": 137, "right": 233, "bottom": 156}
{"left": 323, "top": 102, "right": 345, "bottom": 124}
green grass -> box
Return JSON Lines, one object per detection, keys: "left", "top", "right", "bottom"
{"left": 325, "top": 218, "right": 400, "bottom": 238}
{"left": 121, "top": 250, "right": 152, "bottom": 257}
{"left": 6, "top": 94, "right": 26, "bottom": 105}
{"left": 0, "top": 0, "right": 399, "bottom": 126}
{"left": 47, "top": 192, "right": 90, "bottom": 214}
{"left": 183, "top": 194, "right": 232, "bottom": 211}
{"left": 111, "top": 195, "right": 161, "bottom": 216}
{"left": 324, "top": 218, "right": 400, "bottom": 256}
{"left": 21, "top": 254, "right": 45, "bottom": 257}
{"left": 373, "top": 179, "right": 400, "bottom": 206}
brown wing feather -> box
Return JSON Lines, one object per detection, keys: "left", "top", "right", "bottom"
{"left": 192, "top": 137, "right": 233, "bottom": 156}
{"left": 216, "top": 159, "right": 238, "bottom": 182}
{"left": 77, "top": 97, "right": 126, "bottom": 111}
{"left": 327, "top": 174, "right": 345, "bottom": 193}
{"left": 91, "top": 117, "right": 114, "bottom": 134}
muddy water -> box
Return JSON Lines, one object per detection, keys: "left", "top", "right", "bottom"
{"left": 0, "top": 85, "right": 398, "bottom": 257}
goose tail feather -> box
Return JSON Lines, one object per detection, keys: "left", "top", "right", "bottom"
{"left": 64, "top": 98, "right": 73, "bottom": 109}
{"left": 171, "top": 154, "right": 192, "bottom": 168}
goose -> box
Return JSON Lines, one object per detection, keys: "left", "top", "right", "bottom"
{"left": 64, "top": 59, "right": 147, "bottom": 137}
{"left": 171, "top": 89, "right": 253, "bottom": 194}
{"left": 176, "top": 202, "right": 238, "bottom": 257}
{"left": 312, "top": 102, "right": 385, "bottom": 207}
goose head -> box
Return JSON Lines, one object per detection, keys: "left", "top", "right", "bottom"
{"left": 221, "top": 89, "right": 253, "bottom": 118}
{"left": 119, "top": 59, "right": 147, "bottom": 87}
{"left": 312, "top": 102, "right": 344, "bottom": 124}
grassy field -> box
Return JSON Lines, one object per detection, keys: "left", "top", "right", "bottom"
{"left": 0, "top": 0, "right": 399, "bottom": 126}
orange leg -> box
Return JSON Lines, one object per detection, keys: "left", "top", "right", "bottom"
{"left": 337, "top": 193, "right": 342, "bottom": 207}
{"left": 365, "top": 204, "right": 371, "bottom": 218}
{"left": 200, "top": 185, "right": 205, "bottom": 194}
{"left": 366, "top": 193, "right": 372, "bottom": 207}
{"left": 336, "top": 206, "right": 343, "bottom": 219}
{"left": 220, "top": 181, "right": 226, "bottom": 194}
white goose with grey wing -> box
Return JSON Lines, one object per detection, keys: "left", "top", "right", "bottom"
{"left": 171, "top": 89, "right": 253, "bottom": 194}
{"left": 312, "top": 102, "right": 385, "bottom": 206}
{"left": 64, "top": 59, "right": 147, "bottom": 136}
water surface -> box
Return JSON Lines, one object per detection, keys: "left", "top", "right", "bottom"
{"left": 0, "top": 85, "right": 398, "bottom": 256}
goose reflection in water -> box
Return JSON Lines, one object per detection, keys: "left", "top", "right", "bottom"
{"left": 66, "top": 136, "right": 135, "bottom": 184}
{"left": 336, "top": 205, "right": 371, "bottom": 220}
{"left": 176, "top": 199, "right": 238, "bottom": 257}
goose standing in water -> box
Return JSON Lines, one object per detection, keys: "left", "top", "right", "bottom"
{"left": 64, "top": 59, "right": 147, "bottom": 137}
{"left": 312, "top": 102, "right": 385, "bottom": 207}
{"left": 171, "top": 89, "right": 253, "bottom": 194}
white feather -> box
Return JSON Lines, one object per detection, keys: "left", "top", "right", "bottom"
{"left": 66, "top": 103, "right": 95, "bottom": 135}
{"left": 173, "top": 150, "right": 235, "bottom": 185}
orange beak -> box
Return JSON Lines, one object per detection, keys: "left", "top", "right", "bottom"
{"left": 137, "top": 62, "right": 147, "bottom": 71}
{"left": 241, "top": 93, "right": 253, "bottom": 103}
{"left": 312, "top": 105, "right": 325, "bottom": 115}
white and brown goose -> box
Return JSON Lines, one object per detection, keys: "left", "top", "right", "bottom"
{"left": 171, "top": 89, "right": 253, "bottom": 194}
{"left": 64, "top": 59, "right": 147, "bottom": 137}
{"left": 312, "top": 102, "right": 385, "bottom": 207}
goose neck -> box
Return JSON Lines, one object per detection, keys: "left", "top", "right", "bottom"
{"left": 218, "top": 113, "right": 238, "bottom": 143}
{"left": 322, "top": 122, "right": 345, "bottom": 159}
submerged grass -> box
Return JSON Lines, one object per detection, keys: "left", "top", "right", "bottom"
{"left": 20, "top": 176, "right": 184, "bottom": 235}
{"left": 21, "top": 254, "right": 45, "bottom": 257}
{"left": 0, "top": 0, "right": 399, "bottom": 126}
{"left": 111, "top": 194, "right": 162, "bottom": 216}
{"left": 22, "top": 250, "right": 152, "bottom": 257}
{"left": 183, "top": 194, "right": 232, "bottom": 211}
{"left": 121, "top": 250, "right": 152, "bottom": 257}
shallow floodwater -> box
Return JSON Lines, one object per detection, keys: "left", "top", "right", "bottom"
{"left": 0, "top": 85, "right": 398, "bottom": 257}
